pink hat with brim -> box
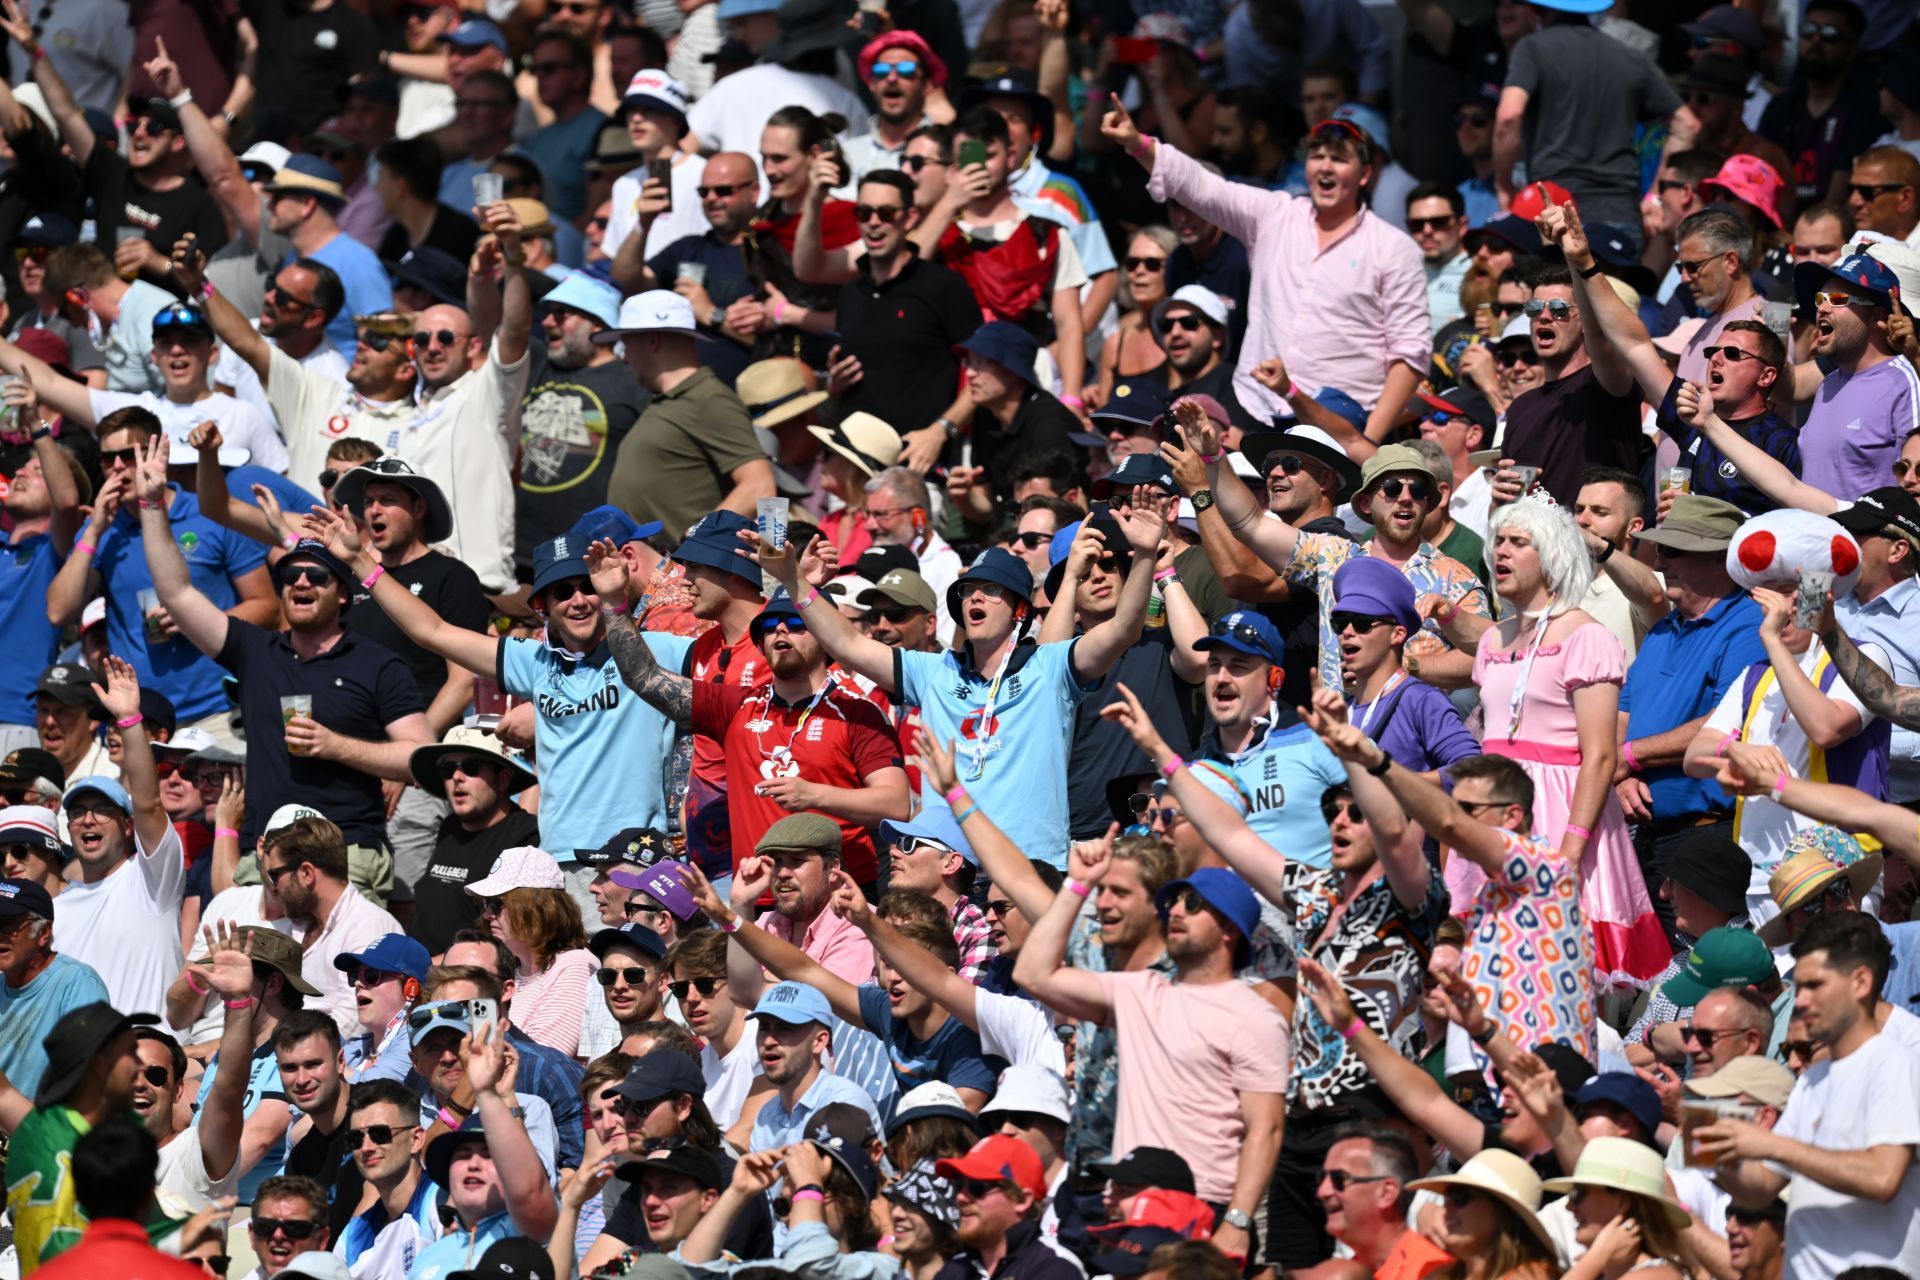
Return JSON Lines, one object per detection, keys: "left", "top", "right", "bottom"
{"left": 1702, "top": 154, "right": 1786, "bottom": 229}
{"left": 859, "top": 29, "right": 946, "bottom": 87}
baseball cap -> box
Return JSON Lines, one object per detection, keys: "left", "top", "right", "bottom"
{"left": 1683, "top": 1054, "right": 1795, "bottom": 1109}
{"left": 880, "top": 807, "right": 974, "bottom": 866}
{"left": 936, "top": 1134, "right": 1048, "bottom": 1200}
{"left": 1088, "top": 1186, "right": 1215, "bottom": 1238}
{"left": 804, "top": 1103, "right": 880, "bottom": 1197}
{"left": 616, "top": 1049, "right": 707, "bottom": 1103}
{"left": 1090, "top": 377, "right": 1174, "bottom": 431}
{"left": 570, "top": 504, "right": 664, "bottom": 550}
{"left": 35, "top": 664, "right": 97, "bottom": 709}
{"left": 581, "top": 826, "right": 675, "bottom": 869}
{"left": 1148, "top": 284, "right": 1228, "bottom": 338}
{"left": 1415, "top": 384, "right": 1496, "bottom": 436}
{"left": 589, "top": 922, "right": 668, "bottom": 961}
{"left": 594, "top": 289, "right": 698, "bottom": 343}
{"left": 1331, "top": 556, "right": 1420, "bottom": 633}
{"left": 265, "top": 804, "right": 323, "bottom": 837}
{"left": 466, "top": 846, "right": 566, "bottom": 897}
{"left": 440, "top": 17, "right": 508, "bottom": 52}
{"left": 333, "top": 933, "right": 431, "bottom": 985}
{"left": 857, "top": 568, "right": 937, "bottom": 614}
{"left": 618, "top": 1142, "right": 726, "bottom": 1190}
{"left": 62, "top": 775, "right": 130, "bottom": 814}
{"left": 16, "top": 212, "right": 77, "bottom": 248}
{"left": 1833, "top": 487, "right": 1920, "bottom": 554}
{"left": 1571, "top": 1073, "right": 1663, "bottom": 1143}
{"left": 1191, "top": 609, "right": 1284, "bottom": 666}
{"left": 0, "top": 749, "right": 65, "bottom": 790}
{"left": 753, "top": 980, "right": 834, "bottom": 1027}
{"left": 1091, "top": 1146, "right": 1196, "bottom": 1193}
{"left": 1682, "top": 4, "right": 1764, "bottom": 50}
{"left": 280, "top": 1254, "right": 353, "bottom": 1280}
{"left": 621, "top": 69, "right": 691, "bottom": 127}
{"left": 0, "top": 806, "right": 61, "bottom": 857}
{"left": 1092, "top": 451, "right": 1178, "bottom": 500}
{"left": 0, "top": 876, "right": 54, "bottom": 920}
{"left": 444, "top": 1237, "right": 553, "bottom": 1280}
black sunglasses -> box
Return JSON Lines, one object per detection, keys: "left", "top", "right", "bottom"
{"left": 1330, "top": 612, "right": 1390, "bottom": 634}
{"left": 1208, "top": 618, "right": 1270, "bottom": 650}
{"left": 696, "top": 183, "right": 743, "bottom": 198}
{"left": 250, "top": 1218, "right": 320, "bottom": 1240}
{"left": 1372, "top": 477, "right": 1433, "bottom": 502}
{"left": 198, "top": 1257, "right": 232, "bottom": 1276}
{"left": 411, "top": 329, "right": 462, "bottom": 348}
{"left": 346, "top": 1124, "right": 411, "bottom": 1147}
{"left": 1406, "top": 216, "right": 1456, "bottom": 233}
{"left": 1321, "top": 1169, "right": 1389, "bottom": 1191}
{"left": 853, "top": 203, "right": 905, "bottom": 223}
{"left": 1494, "top": 346, "right": 1540, "bottom": 367}
{"left": 901, "top": 155, "right": 947, "bottom": 173}
{"left": 1123, "top": 255, "right": 1165, "bottom": 272}
{"left": 1320, "top": 798, "right": 1360, "bottom": 823}
{"left": 1702, "top": 344, "right": 1766, "bottom": 365}
{"left": 1014, "top": 531, "right": 1052, "bottom": 548}
{"left": 282, "top": 563, "right": 338, "bottom": 588}
{"left": 103, "top": 447, "right": 139, "bottom": 467}
{"left": 867, "top": 601, "right": 924, "bottom": 624}
{"left": 358, "top": 329, "right": 400, "bottom": 352}
{"left": 985, "top": 897, "right": 1015, "bottom": 916}
{"left": 142, "top": 1064, "right": 171, "bottom": 1087}
{"left": 668, "top": 977, "right": 724, "bottom": 1000}
{"left": 435, "top": 755, "right": 498, "bottom": 781}
{"left": 1167, "top": 886, "right": 1208, "bottom": 916}
{"left": 1163, "top": 314, "right": 1208, "bottom": 333}
{"left": 598, "top": 966, "right": 654, "bottom": 987}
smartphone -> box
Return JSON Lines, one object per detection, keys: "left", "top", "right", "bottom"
{"left": 957, "top": 139, "right": 988, "bottom": 172}
{"left": 1794, "top": 569, "right": 1833, "bottom": 630}
{"left": 1113, "top": 36, "right": 1158, "bottom": 63}
{"left": 647, "top": 158, "right": 673, "bottom": 211}
{"left": 462, "top": 997, "right": 500, "bottom": 1027}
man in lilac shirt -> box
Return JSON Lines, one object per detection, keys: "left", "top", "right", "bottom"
{"left": 1331, "top": 557, "right": 1479, "bottom": 774}
{"left": 1793, "top": 247, "right": 1920, "bottom": 500}
{"left": 1102, "top": 100, "right": 1428, "bottom": 437}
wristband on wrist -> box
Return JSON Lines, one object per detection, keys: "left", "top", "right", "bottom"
{"left": 1595, "top": 540, "right": 1614, "bottom": 564}
{"left": 600, "top": 601, "right": 629, "bottom": 619}
{"left": 197, "top": 280, "right": 214, "bottom": 300}
{"left": 115, "top": 713, "right": 143, "bottom": 730}
{"left": 942, "top": 785, "right": 968, "bottom": 809}
{"left": 1366, "top": 751, "right": 1392, "bottom": 777}
{"left": 1563, "top": 823, "right": 1592, "bottom": 841}
{"left": 1435, "top": 597, "right": 1460, "bottom": 624}
{"left": 138, "top": 497, "right": 162, "bottom": 510}
{"left": 75, "top": 539, "right": 96, "bottom": 557}
{"left": 30, "top": 424, "right": 50, "bottom": 441}
{"left": 224, "top": 996, "right": 253, "bottom": 1009}
{"left": 29, "top": 44, "right": 45, "bottom": 60}
{"left": 185, "top": 970, "right": 209, "bottom": 995}
{"left": 280, "top": 532, "right": 300, "bottom": 551}
{"left": 360, "top": 564, "right": 385, "bottom": 590}
{"left": 796, "top": 586, "right": 821, "bottom": 611}
{"left": 1198, "top": 448, "right": 1224, "bottom": 463}
{"left": 771, "top": 298, "right": 787, "bottom": 324}
{"left": 1065, "top": 878, "right": 1092, "bottom": 899}
{"left": 1470, "top": 1022, "right": 1496, "bottom": 1046}
{"left": 1337, "top": 1016, "right": 1364, "bottom": 1041}
{"left": 1060, "top": 394, "right": 1085, "bottom": 409}
{"left": 168, "top": 88, "right": 194, "bottom": 108}
{"left": 1159, "top": 753, "right": 1185, "bottom": 779}
{"left": 791, "top": 1189, "right": 826, "bottom": 1204}
{"left": 436, "top": 1105, "right": 464, "bottom": 1129}
{"left": 215, "top": 827, "right": 240, "bottom": 840}
{"left": 1622, "top": 740, "right": 1642, "bottom": 773}
{"left": 718, "top": 912, "right": 742, "bottom": 934}
{"left": 953, "top": 803, "right": 979, "bottom": 825}
{"left": 1714, "top": 730, "right": 1739, "bottom": 758}
{"left": 1577, "top": 260, "right": 1605, "bottom": 279}
{"left": 1771, "top": 773, "right": 1789, "bottom": 803}
{"left": 1153, "top": 566, "right": 1178, "bottom": 583}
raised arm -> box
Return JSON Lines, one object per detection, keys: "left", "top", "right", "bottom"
{"left": 172, "top": 241, "right": 272, "bottom": 380}
{"left": 915, "top": 729, "right": 1056, "bottom": 922}
{"left": 472, "top": 202, "right": 533, "bottom": 366}
{"left": 1716, "top": 754, "right": 1920, "bottom": 873}
{"left": 310, "top": 507, "right": 500, "bottom": 679}
{"left": 1170, "top": 399, "right": 1301, "bottom": 574}
{"left": 466, "top": 1021, "right": 560, "bottom": 1240}
{"left": 6, "top": 381, "right": 82, "bottom": 553}
{"left": 193, "top": 924, "right": 266, "bottom": 1182}
{"left": 91, "top": 656, "right": 169, "bottom": 850}
{"left": 1747, "top": 587, "right": 1862, "bottom": 749}
{"left": 831, "top": 874, "right": 982, "bottom": 1027}
{"left": 1336, "top": 724, "right": 1512, "bottom": 875}
{"left": 750, "top": 533, "right": 899, "bottom": 692}
{"left": 47, "top": 472, "right": 117, "bottom": 624}
{"left": 0, "top": 0, "right": 93, "bottom": 166}
{"left": 0, "top": 331, "right": 98, "bottom": 427}
{"left": 790, "top": 155, "right": 862, "bottom": 284}
{"left": 1011, "top": 839, "right": 1117, "bottom": 1022}
{"left": 1101, "top": 97, "right": 1269, "bottom": 246}
{"left": 1819, "top": 604, "right": 1920, "bottom": 733}
{"left": 1302, "top": 691, "right": 1431, "bottom": 906}
{"left": 589, "top": 540, "right": 693, "bottom": 726}
{"left": 136, "top": 438, "right": 235, "bottom": 659}
{"left": 1539, "top": 197, "right": 1668, "bottom": 401}
{"left": 683, "top": 860, "right": 869, "bottom": 1029}
{"left": 1674, "top": 382, "right": 1837, "bottom": 514}
{"left": 145, "top": 41, "right": 258, "bottom": 242}
{"left": 1070, "top": 496, "right": 1164, "bottom": 682}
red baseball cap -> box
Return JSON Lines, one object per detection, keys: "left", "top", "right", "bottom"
{"left": 936, "top": 1135, "right": 1048, "bottom": 1200}
{"left": 1087, "top": 1187, "right": 1216, "bottom": 1238}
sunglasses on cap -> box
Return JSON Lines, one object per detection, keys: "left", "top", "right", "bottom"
{"left": 1523, "top": 298, "right": 1575, "bottom": 321}
{"left": 1207, "top": 617, "right": 1270, "bottom": 651}
{"left": 153, "top": 303, "right": 211, "bottom": 334}
{"left": 869, "top": 59, "right": 921, "bottom": 78}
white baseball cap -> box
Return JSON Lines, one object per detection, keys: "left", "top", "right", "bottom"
{"left": 593, "top": 290, "right": 698, "bottom": 344}
{"left": 239, "top": 141, "right": 293, "bottom": 174}
{"left": 265, "top": 804, "right": 323, "bottom": 837}
{"left": 622, "top": 70, "right": 690, "bottom": 125}
{"left": 80, "top": 597, "right": 106, "bottom": 632}
{"left": 465, "top": 845, "right": 566, "bottom": 897}
{"left": 152, "top": 726, "right": 218, "bottom": 758}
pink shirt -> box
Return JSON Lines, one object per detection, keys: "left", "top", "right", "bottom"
{"left": 512, "top": 947, "right": 598, "bottom": 1057}
{"left": 759, "top": 906, "right": 877, "bottom": 986}
{"left": 1147, "top": 143, "right": 1430, "bottom": 423}
{"left": 1099, "top": 970, "right": 1292, "bottom": 1204}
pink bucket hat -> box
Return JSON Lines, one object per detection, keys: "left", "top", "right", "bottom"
{"left": 1702, "top": 154, "right": 1786, "bottom": 229}
{"left": 858, "top": 29, "right": 947, "bottom": 87}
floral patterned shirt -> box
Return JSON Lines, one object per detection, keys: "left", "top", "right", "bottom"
{"left": 1283, "top": 533, "right": 1492, "bottom": 691}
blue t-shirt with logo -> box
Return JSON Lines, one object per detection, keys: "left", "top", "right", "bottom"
{"left": 195, "top": 1041, "right": 289, "bottom": 1202}
{"left": 94, "top": 485, "right": 269, "bottom": 720}
{"left": 0, "top": 532, "right": 65, "bottom": 723}
{"left": 1200, "top": 719, "right": 1346, "bottom": 869}
{"left": 856, "top": 983, "right": 1002, "bottom": 1098}
{"left": 894, "top": 637, "right": 1097, "bottom": 870}
{"left": 496, "top": 631, "right": 682, "bottom": 862}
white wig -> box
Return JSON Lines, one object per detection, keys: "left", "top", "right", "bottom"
{"left": 1488, "top": 495, "right": 1593, "bottom": 614}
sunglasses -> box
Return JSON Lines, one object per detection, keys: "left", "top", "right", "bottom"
{"left": 1166, "top": 886, "right": 1209, "bottom": 916}
{"left": 1014, "top": 531, "right": 1052, "bottom": 548}
{"left": 985, "top": 897, "right": 1015, "bottom": 916}
{"left": 1124, "top": 255, "right": 1166, "bottom": 271}
{"left": 668, "top": 977, "right": 725, "bottom": 1000}
{"left": 1261, "top": 452, "right": 1320, "bottom": 479}
{"left": 412, "top": 328, "right": 463, "bottom": 348}
{"left": 954, "top": 1177, "right": 1011, "bottom": 1200}
{"left": 478, "top": 896, "right": 505, "bottom": 916}
{"left": 597, "top": 966, "right": 653, "bottom": 987}
{"left": 696, "top": 183, "right": 743, "bottom": 199}
{"left": 343, "top": 963, "right": 401, "bottom": 986}
{"left": 1801, "top": 20, "right": 1848, "bottom": 39}
{"left": 346, "top": 1124, "right": 414, "bottom": 1147}
{"left": 129, "top": 116, "right": 175, "bottom": 137}
{"left": 435, "top": 755, "right": 498, "bottom": 781}
{"left": 1681, "top": 1024, "right": 1739, "bottom": 1047}
{"left": 625, "top": 899, "right": 669, "bottom": 918}
{"left": 539, "top": 576, "right": 593, "bottom": 603}
{"left": 1779, "top": 1038, "right": 1815, "bottom": 1061}
{"left": 1406, "top": 216, "right": 1456, "bottom": 233}
{"left": 142, "top": 1064, "right": 171, "bottom": 1087}
{"left": 1163, "top": 313, "right": 1208, "bottom": 333}
{"left": 1320, "top": 799, "right": 1360, "bottom": 823}
{"left": 1330, "top": 612, "right": 1391, "bottom": 634}
{"left": 867, "top": 601, "right": 924, "bottom": 624}
{"left": 901, "top": 155, "right": 947, "bottom": 173}
{"left": 1523, "top": 298, "right": 1574, "bottom": 320}
{"left": 869, "top": 59, "right": 920, "bottom": 78}
{"left": 1494, "top": 346, "right": 1540, "bottom": 368}
{"left": 1478, "top": 300, "right": 1525, "bottom": 319}
{"left": 1702, "top": 344, "right": 1765, "bottom": 364}
{"left": 197, "top": 1257, "right": 231, "bottom": 1276}
{"left": 1727, "top": 1207, "right": 1787, "bottom": 1227}
{"left": 0, "top": 840, "right": 50, "bottom": 860}
{"left": 1656, "top": 178, "right": 1693, "bottom": 194}
{"left": 358, "top": 329, "right": 400, "bottom": 352}
{"left": 1852, "top": 184, "right": 1911, "bottom": 206}
{"left": 1321, "top": 1169, "right": 1389, "bottom": 1191}
{"left": 1791, "top": 878, "right": 1852, "bottom": 918}
{"left": 1455, "top": 110, "right": 1490, "bottom": 127}
{"left": 1373, "top": 476, "right": 1433, "bottom": 502}
{"left": 1424, "top": 409, "right": 1470, "bottom": 426}
{"left": 1814, "top": 290, "right": 1876, "bottom": 309}
{"left": 1208, "top": 618, "right": 1271, "bottom": 651}
{"left": 12, "top": 246, "right": 48, "bottom": 264}
{"left": 853, "top": 203, "right": 905, "bottom": 223}
{"left": 282, "top": 564, "right": 338, "bottom": 588}
{"left": 1442, "top": 1188, "right": 1481, "bottom": 1210}
{"left": 966, "top": 581, "right": 1018, "bottom": 603}
{"left": 1674, "top": 256, "right": 1721, "bottom": 277}
{"left": 250, "top": 1219, "right": 320, "bottom": 1240}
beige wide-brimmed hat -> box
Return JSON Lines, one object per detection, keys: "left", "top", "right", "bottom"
{"left": 809, "top": 412, "right": 904, "bottom": 478}
{"left": 1408, "top": 1150, "right": 1556, "bottom": 1255}
{"left": 1543, "top": 1136, "right": 1692, "bottom": 1231}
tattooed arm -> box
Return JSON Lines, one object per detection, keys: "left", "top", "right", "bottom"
{"left": 1819, "top": 615, "right": 1920, "bottom": 732}
{"left": 603, "top": 613, "right": 694, "bottom": 728}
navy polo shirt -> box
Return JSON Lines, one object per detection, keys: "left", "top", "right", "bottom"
{"left": 1654, "top": 378, "right": 1802, "bottom": 517}
{"left": 1620, "top": 591, "right": 1769, "bottom": 819}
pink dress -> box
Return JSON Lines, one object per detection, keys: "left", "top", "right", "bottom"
{"left": 1466, "top": 620, "right": 1670, "bottom": 991}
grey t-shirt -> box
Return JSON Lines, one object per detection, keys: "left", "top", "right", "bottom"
{"left": 10, "top": 311, "right": 106, "bottom": 374}
{"left": 1506, "top": 23, "right": 1680, "bottom": 227}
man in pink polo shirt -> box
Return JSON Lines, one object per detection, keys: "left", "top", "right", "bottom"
{"left": 727, "top": 813, "right": 875, "bottom": 986}
{"left": 1101, "top": 99, "right": 1428, "bottom": 440}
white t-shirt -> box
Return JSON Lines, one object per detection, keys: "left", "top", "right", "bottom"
{"left": 56, "top": 822, "right": 186, "bottom": 1019}
{"left": 388, "top": 338, "right": 528, "bottom": 592}
{"left": 915, "top": 533, "right": 963, "bottom": 648}
{"left": 88, "top": 388, "right": 291, "bottom": 474}
{"left": 701, "top": 1017, "right": 762, "bottom": 1128}
{"left": 973, "top": 987, "right": 1066, "bottom": 1076}
{"left": 604, "top": 151, "right": 710, "bottom": 263}
{"left": 154, "top": 1120, "right": 238, "bottom": 1216}
{"left": 215, "top": 334, "right": 348, "bottom": 450}
{"left": 1702, "top": 640, "right": 1886, "bottom": 914}
{"left": 684, "top": 64, "right": 867, "bottom": 156}
{"left": 263, "top": 344, "right": 414, "bottom": 490}
{"left": 1770, "top": 1031, "right": 1920, "bottom": 1279}
{"left": 300, "top": 885, "right": 404, "bottom": 1040}
{"left": 396, "top": 78, "right": 456, "bottom": 141}
{"left": 176, "top": 886, "right": 291, "bottom": 1042}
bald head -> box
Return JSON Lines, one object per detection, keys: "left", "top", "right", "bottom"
{"left": 411, "top": 302, "right": 480, "bottom": 391}
{"left": 701, "top": 153, "right": 760, "bottom": 236}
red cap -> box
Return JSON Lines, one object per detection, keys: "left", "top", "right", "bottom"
{"left": 13, "top": 326, "right": 71, "bottom": 375}
{"left": 1088, "top": 1188, "right": 1216, "bottom": 1238}
{"left": 858, "top": 29, "right": 947, "bottom": 87}
{"left": 935, "top": 1135, "right": 1047, "bottom": 1200}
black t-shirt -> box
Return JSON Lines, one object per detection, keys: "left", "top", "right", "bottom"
{"left": 245, "top": 0, "right": 381, "bottom": 133}
{"left": 1175, "top": 362, "right": 1263, "bottom": 432}
{"left": 1066, "top": 628, "right": 1195, "bottom": 838}
{"left": 344, "top": 551, "right": 490, "bottom": 705}
{"left": 85, "top": 146, "right": 229, "bottom": 290}
{"left": 971, "top": 390, "right": 1083, "bottom": 499}
{"left": 1500, "top": 364, "right": 1649, "bottom": 508}
{"left": 516, "top": 349, "right": 651, "bottom": 572}
{"left": 412, "top": 807, "right": 541, "bottom": 954}
{"left": 285, "top": 1112, "right": 361, "bottom": 1241}
{"left": 377, "top": 205, "right": 481, "bottom": 267}
{"left": 216, "top": 621, "right": 426, "bottom": 846}
{"left": 1166, "top": 233, "right": 1251, "bottom": 354}
{"left": 605, "top": 1150, "right": 773, "bottom": 1260}
{"left": 646, "top": 233, "right": 756, "bottom": 386}
{"left": 837, "top": 257, "right": 982, "bottom": 436}
{"left": 1758, "top": 72, "right": 1886, "bottom": 206}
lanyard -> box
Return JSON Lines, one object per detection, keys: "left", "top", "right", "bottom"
{"left": 349, "top": 1002, "right": 414, "bottom": 1080}
{"left": 964, "top": 644, "right": 1015, "bottom": 779}
{"left": 754, "top": 677, "right": 837, "bottom": 762}
{"left": 1504, "top": 606, "right": 1556, "bottom": 740}
{"left": 1356, "top": 671, "right": 1407, "bottom": 735}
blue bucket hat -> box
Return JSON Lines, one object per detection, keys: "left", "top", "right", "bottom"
{"left": 1191, "top": 609, "right": 1283, "bottom": 666}
{"left": 1331, "top": 557, "right": 1419, "bottom": 633}
{"left": 945, "top": 546, "right": 1035, "bottom": 627}
{"left": 333, "top": 933, "right": 431, "bottom": 985}
{"left": 543, "top": 272, "right": 623, "bottom": 330}
{"left": 569, "top": 503, "right": 664, "bottom": 549}
{"left": 674, "top": 510, "right": 759, "bottom": 583}
{"left": 529, "top": 533, "right": 591, "bottom": 602}
{"left": 1155, "top": 867, "right": 1259, "bottom": 967}
{"left": 958, "top": 321, "right": 1041, "bottom": 387}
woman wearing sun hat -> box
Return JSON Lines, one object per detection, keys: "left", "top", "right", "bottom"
{"left": 1544, "top": 1137, "right": 1692, "bottom": 1280}
{"left": 1408, "top": 1149, "right": 1560, "bottom": 1280}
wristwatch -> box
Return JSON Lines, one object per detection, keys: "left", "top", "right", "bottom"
{"left": 1366, "top": 751, "right": 1391, "bottom": 778}
{"left": 1222, "top": 1209, "right": 1253, "bottom": 1231}
{"left": 1191, "top": 488, "right": 1215, "bottom": 513}
{"left": 708, "top": 306, "right": 724, "bottom": 328}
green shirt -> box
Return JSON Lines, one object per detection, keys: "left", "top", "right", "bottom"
{"left": 7, "top": 1106, "right": 175, "bottom": 1273}
{"left": 604, "top": 366, "right": 763, "bottom": 542}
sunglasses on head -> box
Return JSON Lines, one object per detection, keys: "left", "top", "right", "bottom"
{"left": 668, "top": 976, "right": 725, "bottom": 1000}
{"left": 597, "top": 965, "right": 653, "bottom": 987}
{"left": 1124, "top": 255, "right": 1165, "bottom": 272}
{"left": 696, "top": 183, "right": 743, "bottom": 199}
{"left": 346, "top": 1123, "right": 413, "bottom": 1147}
{"left": 869, "top": 59, "right": 920, "bottom": 78}
{"left": 1523, "top": 298, "right": 1574, "bottom": 321}
{"left": 250, "top": 1219, "right": 319, "bottom": 1240}
{"left": 853, "top": 203, "right": 905, "bottom": 223}
{"left": 1372, "top": 476, "right": 1433, "bottom": 502}
{"left": 1330, "top": 611, "right": 1391, "bottom": 634}
{"left": 1208, "top": 618, "right": 1270, "bottom": 651}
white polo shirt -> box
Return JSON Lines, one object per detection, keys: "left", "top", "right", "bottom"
{"left": 300, "top": 884, "right": 405, "bottom": 1040}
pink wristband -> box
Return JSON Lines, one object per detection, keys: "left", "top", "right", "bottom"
{"left": 360, "top": 564, "right": 386, "bottom": 590}
{"left": 1771, "top": 773, "right": 1788, "bottom": 802}
{"left": 75, "top": 539, "right": 96, "bottom": 557}
{"left": 1059, "top": 394, "right": 1085, "bottom": 409}
{"left": 215, "top": 827, "right": 240, "bottom": 840}
{"left": 115, "top": 713, "right": 142, "bottom": 730}
{"left": 1065, "top": 878, "right": 1092, "bottom": 899}
{"left": 718, "top": 912, "right": 742, "bottom": 934}
{"left": 791, "top": 1189, "right": 826, "bottom": 1204}
{"left": 943, "top": 785, "right": 968, "bottom": 809}
{"left": 1563, "top": 823, "right": 1592, "bottom": 841}
{"left": 436, "top": 1105, "right": 464, "bottom": 1129}
{"left": 1159, "top": 754, "right": 1185, "bottom": 779}
{"left": 224, "top": 997, "right": 253, "bottom": 1009}
{"left": 1153, "top": 566, "right": 1178, "bottom": 583}
{"left": 797, "top": 587, "right": 821, "bottom": 611}
{"left": 1337, "top": 1016, "right": 1364, "bottom": 1041}
{"left": 1198, "top": 448, "right": 1224, "bottom": 463}
{"left": 772, "top": 298, "right": 787, "bottom": 324}
{"left": 185, "top": 970, "right": 209, "bottom": 995}
{"left": 1714, "top": 730, "right": 1739, "bottom": 758}
{"left": 281, "top": 532, "right": 300, "bottom": 551}
{"left": 1622, "top": 740, "right": 1641, "bottom": 773}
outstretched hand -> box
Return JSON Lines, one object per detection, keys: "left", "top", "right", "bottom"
{"left": 1101, "top": 93, "right": 1144, "bottom": 154}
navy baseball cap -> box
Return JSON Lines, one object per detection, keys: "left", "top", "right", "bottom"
{"left": 440, "top": 17, "right": 508, "bottom": 52}
{"left": 1191, "top": 609, "right": 1283, "bottom": 666}
{"left": 1584, "top": 223, "right": 1658, "bottom": 296}
{"left": 529, "top": 533, "right": 591, "bottom": 602}
{"left": 616, "top": 1049, "right": 707, "bottom": 1102}
{"left": 391, "top": 246, "right": 469, "bottom": 309}
{"left": 0, "top": 877, "right": 54, "bottom": 919}
{"left": 1091, "top": 378, "right": 1174, "bottom": 432}
{"left": 958, "top": 321, "right": 1041, "bottom": 387}
{"left": 570, "top": 504, "right": 664, "bottom": 549}
{"left": 945, "top": 546, "right": 1035, "bottom": 625}
{"left": 580, "top": 826, "right": 674, "bottom": 869}
{"left": 1795, "top": 250, "right": 1913, "bottom": 319}
{"left": 16, "top": 212, "right": 77, "bottom": 248}
{"left": 589, "top": 922, "right": 668, "bottom": 961}
{"left": 273, "top": 539, "right": 358, "bottom": 599}
{"left": 1466, "top": 214, "right": 1541, "bottom": 257}
{"left": 1572, "top": 1072, "right": 1663, "bottom": 1145}
{"left": 1092, "top": 451, "right": 1178, "bottom": 500}
{"left": 1155, "top": 867, "right": 1260, "bottom": 967}
{"left": 333, "top": 933, "right": 431, "bottom": 985}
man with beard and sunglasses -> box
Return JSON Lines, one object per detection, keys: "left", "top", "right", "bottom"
{"left": 406, "top": 729, "right": 538, "bottom": 954}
